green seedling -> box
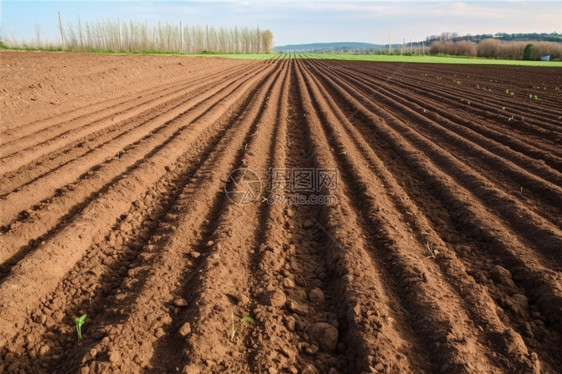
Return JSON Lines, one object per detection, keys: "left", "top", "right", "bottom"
{"left": 229, "top": 314, "right": 254, "bottom": 342}
{"left": 75, "top": 314, "right": 87, "bottom": 340}
{"left": 534, "top": 95, "right": 538, "bottom": 101}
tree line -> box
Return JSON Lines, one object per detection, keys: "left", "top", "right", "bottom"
{"left": 429, "top": 38, "right": 562, "bottom": 60}
{"left": 9, "top": 17, "right": 274, "bottom": 54}
{"left": 426, "top": 31, "right": 562, "bottom": 44}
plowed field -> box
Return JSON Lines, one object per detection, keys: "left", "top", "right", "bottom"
{"left": 1, "top": 52, "right": 561, "bottom": 374}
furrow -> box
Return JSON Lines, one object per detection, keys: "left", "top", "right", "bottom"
{"left": 321, "top": 62, "right": 562, "bottom": 211}
{"left": 295, "top": 59, "right": 433, "bottom": 372}
{"left": 0, "top": 61, "right": 255, "bottom": 179}
{"left": 303, "top": 59, "right": 557, "bottom": 372}
{"left": 299, "top": 59, "right": 517, "bottom": 373}
{"left": 242, "top": 60, "right": 354, "bottom": 373}
{"left": 0, "top": 61, "right": 269, "bottom": 267}
{"left": 311, "top": 61, "right": 562, "bottom": 267}
{"left": 306, "top": 59, "right": 562, "bottom": 341}
{"left": 73, "top": 59, "right": 285, "bottom": 373}
{"left": 0, "top": 60, "right": 276, "bottom": 350}
{"left": 0, "top": 57, "right": 254, "bottom": 146}
{"left": 325, "top": 60, "right": 562, "bottom": 169}
{"left": 0, "top": 81, "right": 259, "bottom": 371}
{"left": 0, "top": 61, "right": 268, "bottom": 226}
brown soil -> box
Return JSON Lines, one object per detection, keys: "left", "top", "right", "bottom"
{"left": 1, "top": 51, "right": 561, "bottom": 374}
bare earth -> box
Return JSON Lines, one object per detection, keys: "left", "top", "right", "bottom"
{"left": 1, "top": 51, "right": 561, "bottom": 373}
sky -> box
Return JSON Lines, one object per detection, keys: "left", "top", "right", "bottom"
{"left": 1, "top": 0, "right": 561, "bottom": 47}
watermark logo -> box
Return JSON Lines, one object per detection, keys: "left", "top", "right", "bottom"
{"left": 224, "top": 168, "right": 262, "bottom": 205}
{"left": 225, "top": 167, "right": 338, "bottom": 205}
{"left": 266, "top": 193, "right": 337, "bottom": 205}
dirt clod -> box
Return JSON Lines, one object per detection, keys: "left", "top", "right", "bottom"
{"left": 38, "top": 344, "right": 50, "bottom": 357}
{"left": 308, "top": 322, "right": 339, "bottom": 352}
{"left": 304, "top": 343, "right": 320, "bottom": 355}
{"left": 109, "top": 350, "right": 120, "bottom": 364}
{"left": 285, "top": 316, "right": 296, "bottom": 331}
{"left": 179, "top": 322, "right": 192, "bottom": 337}
{"left": 267, "top": 290, "right": 287, "bottom": 307}
{"left": 288, "top": 301, "right": 309, "bottom": 315}
{"left": 302, "top": 364, "right": 320, "bottom": 374}
{"left": 283, "top": 277, "right": 296, "bottom": 288}
{"left": 173, "top": 298, "right": 189, "bottom": 307}
{"left": 308, "top": 287, "right": 325, "bottom": 304}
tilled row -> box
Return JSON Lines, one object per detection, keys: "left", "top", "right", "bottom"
{"left": 332, "top": 60, "right": 562, "bottom": 160}
{"left": 0, "top": 61, "right": 267, "bottom": 225}
{"left": 0, "top": 58, "right": 276, "bottom": 351}
{"left": 0, "top": 59, "right": 257, "bottom": 187}
{"left": 300, "top": 59, "right": 561, "bottom": 372}
{"left": 0, "top": 61, "right": 270, "bottom": 272}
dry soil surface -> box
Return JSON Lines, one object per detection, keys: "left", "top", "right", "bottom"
{"left": 1, "top": 51, "right": 562, "bottom": 374}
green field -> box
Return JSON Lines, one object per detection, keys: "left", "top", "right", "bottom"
{"left": 206, "top": 52, "right": 562, "bottom": 66}
{"left": 302, "top": 53, "right": 562, "bottom": 66}
{"left": 3, "top": 45, "right": 561, "bottom": 66}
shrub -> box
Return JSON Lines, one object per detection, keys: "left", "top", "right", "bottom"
{"left": 477, "top": 38, "right": 501, "bottom": 58}
{"left": 523, "top": 43, "right": 535, "bottom": 60}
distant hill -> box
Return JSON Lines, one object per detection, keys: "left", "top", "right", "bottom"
{"left": 273, "top": 42, "right": 388, "bottom": 53}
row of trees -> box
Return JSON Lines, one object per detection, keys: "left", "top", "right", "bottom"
{"left": 430, "top": 39, "right": 562, "bottom": 60}
{"left": 426, "top": 31, "right": 562, "bottom": 44}
{"left": 16, "top": 17, "right": 274, "bottom": 54}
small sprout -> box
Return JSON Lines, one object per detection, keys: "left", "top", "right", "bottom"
{"left": 505, "top": 89, "right": 509, "bottom": 94}
{"left": 534, "top": 95, "right": 538, "bottom": 101}
{"left": 510, "top": 92, "right": 514, "bottom": 96}
{"left": 75, "top": 314, "right": 87, "bottom": 340}
{"left": 229, "top": 314, "right": 254, "bottom": 342}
